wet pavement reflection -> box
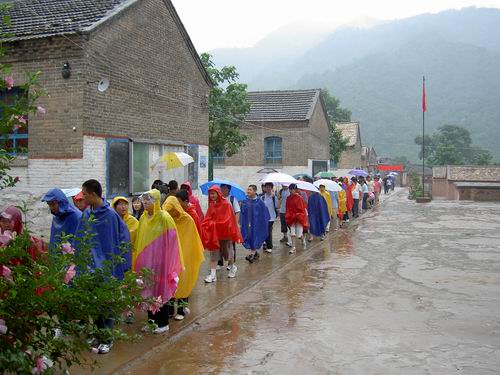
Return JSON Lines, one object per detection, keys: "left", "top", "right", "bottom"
{"left": 114, "top": 191, "right": 500, "bottom": 374}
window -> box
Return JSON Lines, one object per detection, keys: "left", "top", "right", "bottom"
{"left": 212, "top": 150, "right": 225, "bottom": 168}
{"left": 132, "top": 143, "right": 150, "bottom": 194}
{"left": 264, "top": 136, "right": 282, "bottom": 166}
{"left": 106, "top": 138, "right": 130, "bottom": 198}
{"left": 0, "top": 87, "right": 28, "bottom": 156}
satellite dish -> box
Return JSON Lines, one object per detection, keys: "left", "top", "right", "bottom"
{"left": 97, "top": 78, "right": 110, "bottom": 92}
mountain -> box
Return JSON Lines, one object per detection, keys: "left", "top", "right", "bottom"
{"left": 210, "top": 7, "right": 500, "bottom": 161}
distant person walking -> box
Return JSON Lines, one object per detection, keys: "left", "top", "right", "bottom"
{"left": 285, "top": 184, "right": 308, "bottom": 254}
{"left": 240, "top": 185, "right": 270, "bottom": 263}
{"left": 260, "top": 182, "right": 279, "bottom": 253}
{"left": 278, "top": 185, "right": 291, "bottom": 244}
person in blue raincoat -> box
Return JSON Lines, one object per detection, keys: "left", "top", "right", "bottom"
{"left": 76, "top": 179, "right": 131, "bottom": 280}
{"left": 307, "top": 192, "right": 330, "bottom": 240}
{"left": 240, "top": 184, "right": 270, "bottom": 264}
{"left": 75, "top": 179, "right": 131, "bottom": 354}
{"left": 42, "top": 188, "right": 82, "bottom": 246}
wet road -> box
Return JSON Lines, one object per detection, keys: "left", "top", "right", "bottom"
{"left": 122, "top": 191, "right": 500, "bottom": 375}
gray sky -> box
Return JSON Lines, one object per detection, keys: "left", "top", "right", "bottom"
{"left": 171, "top": 0, "right": 500, "bottom": 52}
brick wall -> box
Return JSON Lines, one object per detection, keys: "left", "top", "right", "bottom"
{"left": 82, "top": 0, "right": 210, "bottom": 145}
{"left": 338, "top": 142, "right": 362, "bottom": 169}
{"left": 1, "top": 37, "right": 86, "bottom": 158}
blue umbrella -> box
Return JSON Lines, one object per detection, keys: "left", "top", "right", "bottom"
{"left": 348, "top": 169, "right": 368, "bottom": 177}
{"left": 200, "top": 179, "right": 247, "bottom": 201}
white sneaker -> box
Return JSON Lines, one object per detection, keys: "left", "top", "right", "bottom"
{"left": 183, "top": 307, "right": 190, "bottom": 315}
{"left": 174, "top": 314, "right": 184, "bottom": 321}
{"left": 264, "top": 248, "right": 273, "bottom": 253}
{"left": 226, "top": 265, "right": 231, "bottom": 271}
{"left": 153, "top": 325, "right": 169, "bottom": 334}
{"left": 286, "top": 242, "right": 292, "bottom": 247}
{"left": 302, "top": 238, "right": 307, "bottom": 248}
{"left": 228, "top": 265, "right": 237, "bottom": 278}
{"left": 97, "top": 342, "right": 113, "bottom": 354}
{"left": 289, "top": 247, "right": 296, "bottom": 254}
{"left": 320, "top": 235, "right": 325, "bottom": 241}
{"left": 204, "top": 274, "right": 217, "bottom": 283}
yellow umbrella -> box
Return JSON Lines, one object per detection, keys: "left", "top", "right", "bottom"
{"left": 151, "top": 152, "right": 194, "bottom": 171}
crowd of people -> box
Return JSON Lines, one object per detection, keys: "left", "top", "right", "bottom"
{"left": 0, "top": 173, "right": 393, "bottom": 354}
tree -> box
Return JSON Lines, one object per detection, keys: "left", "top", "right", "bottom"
{"left": 200, "top": 53, "right": 250, "bottom": 180}
{"left": 414, "top": 124, "right": 492, "bottom": 166}
{"left": 320, "top": 89, "right": 351, "bottom": 164}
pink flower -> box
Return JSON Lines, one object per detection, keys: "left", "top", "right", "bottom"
{"left": 0, "top": 319, "right": 7, "bottom": 334}
{"left": 17, "top": 115, "right": 27, "bottom": 124}
{"left": 32, "top": 357, "right": 47, "bottom": 374}
{"left": 4, "top": 76, "right": 14, "bottom": 90}
{"left": 0, "top": 231, "right": 14, "bottom": 246}
{"left": 91, "top": 347, "right": 99, "bottom": 354}
{"left": 148, "top": 296, "right": 163, "bottom": 314}
{"left": 64, "top": 264, "right": 76, "bottom": 284}
{"left": 61, "top": 242, "right": 75, "bottom": 255}
{"left": 1, "top": 265, "right": 13, "bottom": 281}
{"left": 36, "top": 106, "right": 46, "bottom": 116}
{"left": 135, "top": 278, "right": 144, "bottom": 287}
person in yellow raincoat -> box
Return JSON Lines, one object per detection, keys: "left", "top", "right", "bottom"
{"left": 318, "top": 184, "right": 333, "bottom": 233}
{"left": 162, "top": 196, "right": 205, "bottom": 321}
{"left": 112, "top": 197, "right": 139, "bottom": 253}
{"left": 134, "top": 189, "right": 184, "bottom": 334}
{"left": 337, "top": 182, "right": 348, "bottom": 226}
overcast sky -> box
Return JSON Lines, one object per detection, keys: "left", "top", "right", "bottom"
{"left": 171, "top": 0, "right": 500, "bottom": 52}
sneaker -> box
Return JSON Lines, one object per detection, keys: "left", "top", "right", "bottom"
{"left": 204, "top": 274, "right": 217, "bottom": 283}
{"left": 97, "top": 342, "right": 113, "bottom": 354}
{"left": 280, "top": 237, "right": 287, "bottom": 242}
{"left": 302, "top": 238, "right": 307, "bottom": 247}
{"left": 174, "top": 314, "right": 184, "bottom": 321}
{"left": 183, "top": 307, "right": 190, "bottom": 315}
{"left": 264, "top": 248, "right": 273, "bottom": 253}
{"left": 228, "top": 265, "right": 237, "bottom": 278}
{"left": 289, "top": 247, "right": 296, "bottom": 254}
{"left": 262, "top": 243, "right": 267, "bottom": 251}
{"left": 253, "top": 252, "right": 260, "bottom": 260}
{"left": 286, "top": 242, "right": 292, "bottom": 247}
{"left": 245, "top": 254, "right": 254, "bottom": 263}
{"left": 307, "top": 237, "right": 313, "bottom": 243}
{"left": 346, "top": 219, "right": 350, "bottom": 223}
{"left": 226, "top": 265, "right": 231, "bottom": 271}
{"left": 153, "top": 325, "right": 169, "bottom": 334}
{"left": 320, "top": 235, "right": 325, "bottom": 241}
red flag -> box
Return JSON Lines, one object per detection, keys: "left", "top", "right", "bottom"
{"left": 422, "top": 76, "right": 426, "bottom": 113}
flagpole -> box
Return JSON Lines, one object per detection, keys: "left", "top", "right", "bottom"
{"left": 422, "top": 76, "right": 425, "bottom": 197}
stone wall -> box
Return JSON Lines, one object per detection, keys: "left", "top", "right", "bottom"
{"left": 447, "top": 165, "right": 500, "bottom": 182}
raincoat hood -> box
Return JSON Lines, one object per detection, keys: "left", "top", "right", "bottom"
{"left": 180, "top": 181, "right": 193, "bottom": 196}
{"left": 1, "top": 206, "right": 23, "bottom": 234}
{"left": 144, "top": 189, "right": 162, "bottom": 216}
{"left": 208, "top": 186, "right": 225, "bottom": 205}
{"left": 42, "top": 188, "right": 74, "bottom": 217}
{"left": 42, "top": 188, "right": 82, "bottom": 244}
{"left": 163, "top": 196, "right": 187, "bottom": 219}
{"left": 112, "top": 196, "right": 131, "bottom": 219}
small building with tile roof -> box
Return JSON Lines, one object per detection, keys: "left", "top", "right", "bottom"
{"left": 336, "top": 121, "right": 363, "bottom": 169}
{"left": 213, "top": 89, "right": 331, "bottom": 187}
{"left": 0, "top": 0, "right": 211, "bottom": 235}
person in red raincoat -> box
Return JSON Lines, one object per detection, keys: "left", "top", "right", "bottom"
{"left": 180, "top": 181, "right": 204, "bottom": 221}
{"left": 285, "top": 184, "right": 308, "bottom": 254}
{"left": 201, "top": 186, "right": 242, "bottom": 283}
{"left": 344, "top": 177, "right": 354, "bottom": 213}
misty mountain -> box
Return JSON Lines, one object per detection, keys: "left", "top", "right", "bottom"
{"left": 210, "top": 7, "right": 500, "bottom": 161}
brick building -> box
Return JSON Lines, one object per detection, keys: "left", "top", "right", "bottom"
{"left": 432, "top": 165, "right": 500, "bottom": 201}
{"left": 336, "top": 122, "right": 362, "bottom": 169}
{"left": 0, "top": 0, "right": 211, "bottom": 235}
{"left": 214, "top": 89, "right": 330, "bottom": 187}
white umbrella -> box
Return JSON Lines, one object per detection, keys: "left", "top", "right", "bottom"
{"left": 283, "top": 180, "right": 319, "bottom": 193}
{"left": 260, "top": 172, "right": 297, "bottom": 185}
{"left": 61, "top": 188, "right": 82, "bottom": 198}
{"left": 314, "top": 179, "right": 342, "bottom": 192}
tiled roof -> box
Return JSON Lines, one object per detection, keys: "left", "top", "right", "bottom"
{"left": 245, "top": 89, "right": 320, "bottom": 122}
{"left": 336, "top": 122, "right": 360, "bottom": 147}
{"left": 0, "top": 0, "right": 134, "bottom": 40}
